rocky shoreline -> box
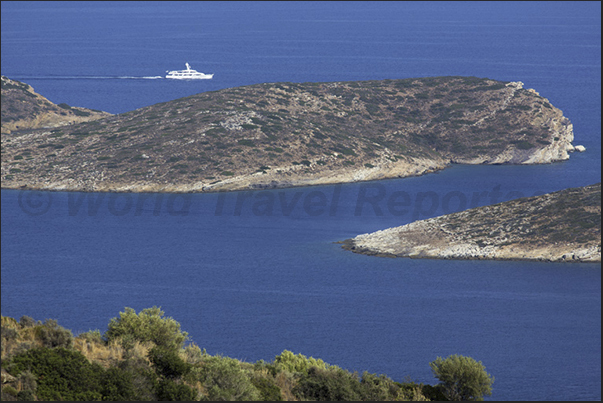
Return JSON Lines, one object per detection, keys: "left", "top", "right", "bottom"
{"left": 2, "top": 76, "right": 581, "bottom": 194}
{"left": 342, "top": 183, "right": 601, "bottom": 263}
{"left": 1, "top": 152, "right": 448, "bottom": 193}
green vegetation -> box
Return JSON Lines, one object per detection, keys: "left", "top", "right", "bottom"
{"left": 512, "top": 140, "right": 535, "bottom": 150}
{"left": 1, "top": 308, "right": 494, "bottom": 401}
{"left": 237, "top": 139, "right": 255, "bottom": 147}
{"left": 105, "top": 306, "right": 189, "bottom": 351}
{"left": 8, "top": 347, "right": 106, "bottom": 401}
{"left": 430, "top": 355, "right": 493, "bottom": 401}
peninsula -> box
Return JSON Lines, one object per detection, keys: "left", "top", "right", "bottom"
{"left": 2, "top": 75, "right": 578, "bottom": 192}
{"left": 341, "top": 183, "right": 601, "bottom": 263}
{"left": 1, "top": 76, "right": 110, "bottom": 134}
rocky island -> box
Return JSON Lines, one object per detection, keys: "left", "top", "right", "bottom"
{"left": 342, "top": 183, "right": 601, "bottom": 263}
{"left": 1, "top": 75, "right": 580, "bottom": 193}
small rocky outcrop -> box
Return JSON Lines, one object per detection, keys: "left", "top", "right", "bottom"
{"left": 1, "top": 76, "right": 111, "bottom": 134}
{"left": 1, "top": 76, "right": 578, "bottom": 193}
{"left": 342, "top": 183, "right": 601, "bottom": 263}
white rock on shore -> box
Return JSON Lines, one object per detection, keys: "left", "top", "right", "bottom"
{"left": 574, "top": 145, "right": 586, "bottom": 152}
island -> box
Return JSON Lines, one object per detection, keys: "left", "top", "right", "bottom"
{"left": 1, "top": 75, "right": 580, "bottom": 193}
{"left": 341, "top": 183, "right": 601, "bottom": 263}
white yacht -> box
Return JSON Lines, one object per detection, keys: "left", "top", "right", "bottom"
{"left": 165, "top": 63, "right": 214, "bottom": 80}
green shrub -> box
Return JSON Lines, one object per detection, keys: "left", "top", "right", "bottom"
{"left": 1, "top": 385, "right": 18, "bottom": 399}
{"left": 148, "top": 346, "right": 192, "bottom": 380}
{"left": 114, "top": 355, "right": 157, "bottom": 400}
{"left": 197, "top": 355, "right": 260, "bottom": 401}
{"left": 358, "top": 372, "right": 400, "bottom": 401}
{"left": 36, "top": 319, "right": 73, "bottom": 349}
{"left": 17, "top": 370, "right": 37, "bottom": 394}
{"left": 513, "top": 140, "right": 534, "bottom": 150}
{"left": 421, "top": 384, "right": 449, "bottom": 401}
{"left": 156, "top": 379, "right": 198, "bottom": 401}
{"left": 7, "top": 347, "right": 104, "bottom": 401}
{"left": 238, "top": 139, "right": 255, "bottom": 147}
{"left": 250, "top": 376, "right": 283, "bottom": 401}
{"left": 77, "top": 329, "right": 104, "bottom": 345}
{"left": 72, "top": 109, "right": 91, "bottom": 117}
{"left": 182, "top": 343, "right": 206, "bottom": 366}
{"left": 430, "top": 355, "right": 494, "bottom": 401}
{"left": 1, "top": 326, "right": 18, "bottom": 342}
{"left": 205, "top": 127, "right": 227, "bottom": 136}
{"left": 273, "top": 350, "right": 330, "bottom": 374}
{"left": 16, "top": 389, "right": 36, "bottom": 401}
{"left": 105, "top": 307, "right": 189, "bottom": 351}
{"left": 20, "top": 315, "right": 40, "bottom": 327}
{"left": 99, "top": 367, "right": 137, "bottom": 401}
{"left": 339, "top": 147, "right": 357, "bottom": 156}
{"left": 292, "top": 366, "right": 362, "bottom": 401}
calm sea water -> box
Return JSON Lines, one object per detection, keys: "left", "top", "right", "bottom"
{"left": 1, "top": 2, "right": 601, "bottom": 400}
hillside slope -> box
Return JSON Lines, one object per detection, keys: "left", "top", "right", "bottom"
{"left": 1, "top": 76, "right": 576, "bottom": 192}
{"left": 342, "top": 183, "right": 601, "bottom": 263}
{"left": 1, "top": 76, "right": 111, "bottom": 134}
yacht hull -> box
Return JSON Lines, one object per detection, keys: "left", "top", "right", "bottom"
{"left": 165, "top": 63, "right": 213, "bottom": 80}
{"left": 165, "top": 74, "right": 214, "bottom": 80}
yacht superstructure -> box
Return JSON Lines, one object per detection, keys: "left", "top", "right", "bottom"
{"left": 166, "top": 63, "right": 213, "bottom": 79}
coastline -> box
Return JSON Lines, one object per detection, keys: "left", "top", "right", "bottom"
{"left": 340, "top": 238, "right": 602, "bottom": 263}
{"left": 0, "top": 155, "right": 448, "bottom": 194}
{"left": 341, "top": 183, "right": 602, "bottom": 263}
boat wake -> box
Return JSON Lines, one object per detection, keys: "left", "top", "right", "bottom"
{"left": 13, "top": 75, "right": 165, "bottom": 80}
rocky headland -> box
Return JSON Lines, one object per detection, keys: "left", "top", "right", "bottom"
{"left": 1, "top": 76, "right": 111, "bottom": 134}
{"left": 2, "top": 76, "right": 580, "bottom": 193}
{"left": 342, "top": 183, "right": 601, "bottom": 263}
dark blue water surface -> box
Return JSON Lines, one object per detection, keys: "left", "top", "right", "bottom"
{"left": 1, "top": 2, "right": 601, "bottom": 400}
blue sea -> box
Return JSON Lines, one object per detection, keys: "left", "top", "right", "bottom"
{"left": 1, "top": 1, "right": 601, "bottom": 400}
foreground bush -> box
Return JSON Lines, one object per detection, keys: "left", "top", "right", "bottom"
{"left": 6, "top": 347, "right": 104, "bottom": 401}
{"left": 430, "top": 355, "right": 494, "bottom": 401}
{"left": 196, "top": 355, "right": 261, "bottom": 401}
{"left": 1, "top": 309, "right": 493, "bottom": 400}
{"left": 105, "top": 306, "right": 189, "bottom": 351}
